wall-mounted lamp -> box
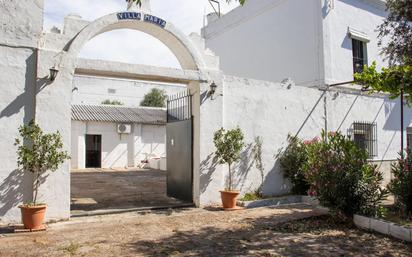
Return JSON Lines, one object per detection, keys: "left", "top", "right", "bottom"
{"left": 49, "top": 66, "right": 59, "bottom": 81}
{"left": 209, "top": 82, "right": 218, "bottom": 100}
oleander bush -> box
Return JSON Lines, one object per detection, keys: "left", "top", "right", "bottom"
{"left": 389, "top": 152, "right": 412, "bottom": 215}
{"left": 278, "top": 135, "right": 310, "bottom": 195}
{"left": 304, "top": 131, "right": 388, "bottom": 218}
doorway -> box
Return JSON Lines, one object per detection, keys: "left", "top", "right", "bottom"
{"left": 85, "top": 134, "right": 102, "bottom": 168}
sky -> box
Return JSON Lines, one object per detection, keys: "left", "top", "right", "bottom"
{"left": 43, "top": 0, "right": 239, "bottom": 68}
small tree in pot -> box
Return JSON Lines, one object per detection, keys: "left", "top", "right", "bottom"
{"left": 15, "top": 121, "right": 70, "bottom": 230}
{"left": 213, "top": 127, "right": 245, "bottom": 209}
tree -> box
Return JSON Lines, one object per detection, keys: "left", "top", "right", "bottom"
{"left": 101, "top": 99, "right": 123, "bottom": 105}
{"left": 354, "top": 62, "right": 412, "bottom": 104}
{"left": 130, "top": 0, "right": 246, "bottom": 6}
{"left": 378, "top": 0, "right": 412, "bottom": 65}
{"left": 140, "top": 88, "right": 167, "bottom": 107}
{"left": 213, "top": 127, "right": 245, "bottom": 191}
{"left": 15, "top": 121, "right": 70, "bottom": 206}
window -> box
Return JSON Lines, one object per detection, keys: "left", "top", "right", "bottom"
{"left": 352, "top": 39, "right": 367, "bottom": 74}
{"left": 350, "top": 122, "right": 377, "bottom": 158}
{"left": 407, "top": 128, "right": 412, "bottom": 152}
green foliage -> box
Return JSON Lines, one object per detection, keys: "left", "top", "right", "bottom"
{"left": 252, "top": 136, "right": 264, "bottom": 194}
{"left": 130, "top": 0, "right": 246, "bottom": 6}
{"left": 140, "top": 88, "right": 167, "bottom": 108}
{"left": 101, "top": 99, "right": 123, "bottom": 105}
{"left": 240, "top": 192, "right": 263, "bottom": 201}
{"left": 15, "top": 121, "right": 70, "bottom": 205}
{"left": 213, "top": 127, "right": 245, "bottom": 191}
{"left": 304, "top": 131, "right": 388, "bottom": 218}
{"left": 389, "top": 152, "right": 412, "bottom": 215}
{"left": 354, "top": 61, "right": 412, "bottom": 104}
{"left": 278, "top": 135, "right": 310, "bottom": 195}
{"left": 378, "top": 0, "right": 412, "bottom": 65}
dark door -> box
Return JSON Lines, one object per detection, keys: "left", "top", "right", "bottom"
{"left": 86, "top": 135, "right": 102, "bottom": 168}
{"left": 166, "top": 119, "right": 193, "bottom": 202}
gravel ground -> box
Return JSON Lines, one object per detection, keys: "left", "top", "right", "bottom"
{"left": 0, "top": 205, "right": 411, "bottom": 257}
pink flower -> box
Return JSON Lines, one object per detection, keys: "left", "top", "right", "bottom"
{"left": 328, "top": 131, "right": 337, "bottom": 137}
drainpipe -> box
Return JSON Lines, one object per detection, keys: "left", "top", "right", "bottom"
{"left": 401, "top": 88, "right": 404, "bottom": 157}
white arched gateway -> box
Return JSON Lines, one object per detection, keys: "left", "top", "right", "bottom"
{"left": 34, "top": 1, "right": 224, "bottom": 221}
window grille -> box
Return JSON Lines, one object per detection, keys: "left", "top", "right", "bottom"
{"left": 349, "top": 121, "right": 377, "bottom": 158}
{"left": 352, "top": 39, "right": 367, "bottom": 74}
{"left": 407, "top": 128, "right": 412, "bottom": 152}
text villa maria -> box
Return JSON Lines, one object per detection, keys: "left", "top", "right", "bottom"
{"left": 117, "top": 12, "right": 167, "bottom": 28}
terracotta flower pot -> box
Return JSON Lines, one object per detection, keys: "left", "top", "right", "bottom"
{"left": 19, "top": 205, "right": 47, "bottom": 230}
{"left": 220, "top": 190, "right": 240, "bottom": 209}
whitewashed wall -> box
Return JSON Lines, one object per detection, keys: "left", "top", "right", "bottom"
{"left": 222, "top": 75, "right": 408, "bottom": 197}
{"left": 202, "top": 0, "right": 323, "bottom": 86}
{"left": 203, "top": 0, "right": 388, "bottom": 87}
{"left": 71, "top": 121, "right": 166, "bottom": 169}
{"left": 0, "top": 0, "right": 44, "bottom": 224}
{"left": 322, "top": 0, "right": 387, "bottom": 85}
{"left": 72, "top": 75, "right": 186, "bottom": 107}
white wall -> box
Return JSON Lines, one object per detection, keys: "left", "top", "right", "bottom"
{"left": 222, "top": 75, "right": 407, "bottom": 198}
{"left": 202, "top": 0, "right": 323, "bottom": 87}
{"left": 0, "top": 0, "right": 44, "bottom": 224}
{"left": 72, "top": 75, "right": 186, "bottom": 107}
{"left": 322, "top": 0, "right": 387, "bottom": 85}
{"left": 71, "top": 121, "right": 166, "bottom": 169}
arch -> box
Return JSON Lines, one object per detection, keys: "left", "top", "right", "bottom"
{"left": 65, "top": 12, "right": 205, "bottom": 71}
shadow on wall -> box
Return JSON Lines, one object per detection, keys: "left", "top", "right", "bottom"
{"left": 0, "top": 51, "right": 51, "bottom": 123}
{"left": 233, "top": 143, "right": 256, "bottom": 192}
{"left": 200, "top": 153, "right": 219, "bottom": 194}
{"left": 0, "top": 170, "right": 33, "bottom": 217}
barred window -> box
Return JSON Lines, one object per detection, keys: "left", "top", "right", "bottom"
{"left": 350, "top": 122, "right": 377, "bottom": 158}
{"left": 407, "top": 128, "right": 412, "bottom": 152}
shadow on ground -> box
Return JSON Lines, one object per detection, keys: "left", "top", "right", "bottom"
{"left": 128, "top": 210, "right": 412, "bottom": 256}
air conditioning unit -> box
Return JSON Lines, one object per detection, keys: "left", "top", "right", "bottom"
{"left": 117, "top": 124, "right": 131, "bottom": 134}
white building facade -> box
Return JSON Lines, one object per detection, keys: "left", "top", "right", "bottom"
{"left": 1, "top": 0, "right": 410, "bottom": 224}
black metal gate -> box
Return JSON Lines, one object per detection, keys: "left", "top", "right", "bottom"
{"left": 166, "top": 91, "right": 193, "bottom": 202}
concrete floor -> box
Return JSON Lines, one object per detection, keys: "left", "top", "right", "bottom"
{"left": 70, "top": 168, "right": 189, "bottom": 216}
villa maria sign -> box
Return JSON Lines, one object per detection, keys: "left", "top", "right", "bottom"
{"left": 117, "top": 12, "right": 167, "bottom": 28}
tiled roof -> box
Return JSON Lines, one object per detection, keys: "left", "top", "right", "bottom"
{"left": 71, "top": 104, "right": 166, "bottom": 125}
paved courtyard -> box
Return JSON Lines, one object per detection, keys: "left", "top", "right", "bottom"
{"left": 71, "top": 168, "right": 188, "bottom": 215}
{"left": 0, "top": 205, "right": 411, "bottom": 257}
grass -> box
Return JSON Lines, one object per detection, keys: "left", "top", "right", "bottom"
{"left": 239, "top": 191, "right": 263, "bottom": 201}
{"left": 61, "top": 242, "right": 80, "bottom": 256}
{"left": 383, "top": 209, "right": 412, "bottom": 228}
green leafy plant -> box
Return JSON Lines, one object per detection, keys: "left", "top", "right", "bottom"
{"left": 304, "top": 131, "right": 388, "bottom": 218}
{"left": 389, "top": 152, "right": 412, "bottom": 215}
{"left": 278, "top": 135, "right": 310, "bottom": 195}
{"left": 354, "top": 62, "right": 412, "bottom": 104}
{"left": 213, "top": 127, "right": 245, "bottom": 191}
{"left": 252, "top": 136, "right": 265, "bottom": 195}
{"left": 15, "top": 121, "right": 70, "bottom": 206}
{"left": 140, "top": 88, "right": 167, "bottom": 108}
{"left": 130, "top": 0, "right": 247, "bottom": 6}
{"left": 101, "top": 99, "right": 123, "bottom": 105}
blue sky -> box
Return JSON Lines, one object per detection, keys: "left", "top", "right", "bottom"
{"left": 43, "top": 0, "right": 238, "bottom": 68}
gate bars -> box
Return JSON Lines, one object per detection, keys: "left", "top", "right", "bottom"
{"left": 167, "top": 90, "right": 192, "bottom": 122}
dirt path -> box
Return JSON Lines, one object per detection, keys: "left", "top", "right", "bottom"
{"left": 0, "top": 205, "right": 410, "bottom": 257}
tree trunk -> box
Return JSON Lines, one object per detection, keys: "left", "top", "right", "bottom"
{"left": 228, "top": 163, "right": 232, "bottom": 191}
{"left": 33, "top": 170, "right": 40, "bottom": 206}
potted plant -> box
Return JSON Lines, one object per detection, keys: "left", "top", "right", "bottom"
{"left": 15, "top": 120, "right": 70, "bottom": 230}
{"left": 213, "top": 127, "right": 245, "bottom": 209}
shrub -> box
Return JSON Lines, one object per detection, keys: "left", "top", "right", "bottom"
{"left": 389, "top": 152, "right": 412, "bottom": 215}
{"left": 15, "top": 121, "right": 70, "bottom": 205}
{"left": 213, "top": 127, "right": 245, "bottom": 191}
{"left": 101, "top": 99, "right": 123, "bottom": 105}
{"left": 304, "top": 131, "right": 388, "bottom": 218}
{"left": 140, "top": 88, "right": 167, "bottom": 107}
{"left": 278, "top": 135, "right": 310, "bottom": 195}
